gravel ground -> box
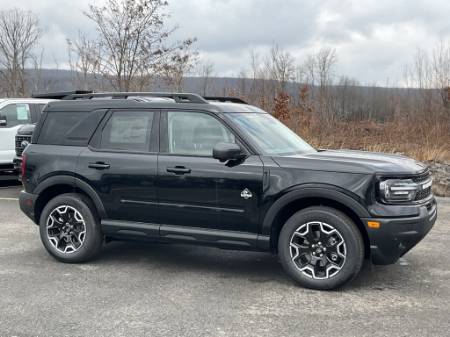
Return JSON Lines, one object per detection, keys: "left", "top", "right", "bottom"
{"left": 0, "top": 183, "right": 449, "bottom": 337}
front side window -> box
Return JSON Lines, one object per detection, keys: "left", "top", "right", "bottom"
{"left": 0, "top": 103, "right": 31, "bottom": 127}
{"left": 100, "top": 110, "right": 154, "bottom": 152}
{"left": 227, "top": 113, "right": 315, "bottom": 156}
{"left": 166, "top": 111, "right": 235, "bottom": 156}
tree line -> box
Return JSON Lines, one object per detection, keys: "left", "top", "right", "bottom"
{"left": 0, "top": 0, "right": 449, "bottom": 129}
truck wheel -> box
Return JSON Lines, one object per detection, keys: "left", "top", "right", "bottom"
{"left": 39, "top": 193, "right": 103, "bottom": 263}
{"left": 278, "top": 206, "right": 364, "bottom": 290}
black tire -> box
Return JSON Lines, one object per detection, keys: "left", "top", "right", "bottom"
{"left": 278, "top": 206, "right": 364, "bottom": 290}
{"left": 39, "top": 193, "right": 103, "bottom": 263}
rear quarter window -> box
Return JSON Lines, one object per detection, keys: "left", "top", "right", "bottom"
{"left": 37, "top": 110, "right": 107, "bottom": 146}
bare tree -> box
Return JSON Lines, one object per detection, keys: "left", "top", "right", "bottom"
{"left": 199, "top": 61, "right": 214, "bottom": 96}
{"left": 0, "top": 8, "right": 41, "bottom": 96}
{"left": 303, "top": 55, "right": 316, "bottom": 87}
{"left": 248, "top": 49, "right": 267, "bottom": 102}
{"left": 85, "top": 0, "right": 195, "bottom": 91}
{"left": 67, "top": 32, "right": 103, "bottom": 90}
{"left": 268, "top": 44, "right": 295, "bottom": 93}
{"left": 161, "top": 38, "right": 198, "bottom": 91}
{"left": 304, "top": 47, "right": 337, "bottom": 118}
{"left": 315, "top": 47, "right": 337, "bottom": 91}
{"left": 431, "top": 40, "right": 450, "bottom": 108}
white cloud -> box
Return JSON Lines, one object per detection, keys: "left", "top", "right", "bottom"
{"left": 1, "top": 0, "right": 449, "bottom": 84}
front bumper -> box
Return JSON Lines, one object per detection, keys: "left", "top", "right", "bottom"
{"left": 363, "top": 198, "right": 437, "bottom": 265}
{"left": 19, "top": 191, "right": 39, "bottom": 224}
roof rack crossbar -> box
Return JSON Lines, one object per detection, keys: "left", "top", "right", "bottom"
{"left": 32, "top": 90, "right": 94, "bottom": 99}
{"left": 203, "top": 96, "right": 248, "bottom": 104}
{"left": 63, "top": 92, "right": 208, "bottom": 104}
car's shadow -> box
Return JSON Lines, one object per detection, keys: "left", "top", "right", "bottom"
{"left": 96, "top": 240, "right": 411, "bottom": 290}
{"left": 99, "top": 240, "right": 288, "bottom": 284}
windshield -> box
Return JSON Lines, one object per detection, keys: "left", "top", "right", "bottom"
{"left": 228, "top": 113, "right": 315, "bottom": 156}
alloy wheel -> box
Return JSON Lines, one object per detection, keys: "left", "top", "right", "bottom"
{"left": 46, "top": 205, "right": 86, "bottom": 254}
{"left": 289, "top": 221, "right": 347, "bottom": 279}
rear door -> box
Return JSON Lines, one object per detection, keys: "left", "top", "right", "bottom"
{"left": 77, "top": 109, "right": 160, "bottom": 224}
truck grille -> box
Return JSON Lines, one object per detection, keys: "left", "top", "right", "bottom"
{"left": 413, "top": 170, "right": 432, "bottom": 201}
{"left": 15, "top": 135, "right": 32, "bottom": 157}
{"left": 415, "top": 186, "right": 431, "bottom": 201}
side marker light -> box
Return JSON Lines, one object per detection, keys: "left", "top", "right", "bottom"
{"left": 367, "top": 221, "right": 381, "bottom": 229}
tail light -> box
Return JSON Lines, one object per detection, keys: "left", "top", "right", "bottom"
{"left": 21, "top": 153, "right": 27, "bottom": 179}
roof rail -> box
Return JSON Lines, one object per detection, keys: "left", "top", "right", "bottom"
{"left": 203, "top": 96, "right": 248, "bottom": 104}
{"left": 63, "top": 92, "right": 208, "bottom": 104}
{"left": 32, "top": 90, "right": 94, "bottom": 99}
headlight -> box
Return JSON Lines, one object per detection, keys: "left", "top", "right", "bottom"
{"left": 379, "top": 179, "right": 420, "bottom": 203}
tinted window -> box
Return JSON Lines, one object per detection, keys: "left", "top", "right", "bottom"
{"left": 38, "top": 110, "right": 107, "bottom": 146}
{"left": 0, "top": 103, "right": 31, "bottom": 127}
{"left": 228, "top": 113, "right": 315, "bottom": 156}
{"left": 167, "top": 111, "right": 235, "bottom": 156}
{"left": 100, "top": 111, "right": 154, "bottom": 152}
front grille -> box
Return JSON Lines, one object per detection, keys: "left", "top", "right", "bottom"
{"left": 15, "top": 135, "right": 32, "bottom": 157}
{"left": 412, "top": 170, "right": 432, "bottom": 201}
{"left": 415, "top": 186, "right": 431, "bottom": 201}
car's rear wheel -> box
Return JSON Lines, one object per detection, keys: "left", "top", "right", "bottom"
{"left": 39, "top": 193, "right": 102, "bottom": 263}
{"left": 278, "top": 206, "right": 364, "bottom": 290}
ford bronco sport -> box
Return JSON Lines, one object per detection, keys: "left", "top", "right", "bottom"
{"left": 19, "top": 92, "right": 437, "bottom": 290}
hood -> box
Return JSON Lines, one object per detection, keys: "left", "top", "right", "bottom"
{"left": 272, "top": 149, "right": 427, "bottom": 175}
{"left": 17, "top": 123, "right": 36, "bottom": 135}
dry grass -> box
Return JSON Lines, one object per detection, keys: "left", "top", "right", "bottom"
{"left": 242, "top": 89, "right": 450, "bottom": 163}
{"left": 287, "top": 113, "right": 450, "bottom": 163}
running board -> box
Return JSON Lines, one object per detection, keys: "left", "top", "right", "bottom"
{"left": 101, "top": 220, "right": 270, "bottom": 251}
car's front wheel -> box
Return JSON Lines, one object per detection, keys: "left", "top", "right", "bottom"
{"left": 39, "top": 193, "right": 103, "bottom": 263}
{"left": 278, "top": 206, "right": 364, "bottom": 290}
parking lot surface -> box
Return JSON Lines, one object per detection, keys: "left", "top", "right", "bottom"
{"left": 0, "top": 183, "right": 449, "bottom": 337}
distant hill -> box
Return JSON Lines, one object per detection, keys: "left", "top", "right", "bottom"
{"left": 22, "top": 68, "right": 422, "bottom": 99}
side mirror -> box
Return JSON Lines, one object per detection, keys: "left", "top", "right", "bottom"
{"left": 213, "top": 142, "right": 245, "bottom": 162}
{"left": 0, "top": 116, "right": 6, "bottom": 127}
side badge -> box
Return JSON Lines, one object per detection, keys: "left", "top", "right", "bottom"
{"left": 240, "top": 188, "right": 253, "bottom": 200}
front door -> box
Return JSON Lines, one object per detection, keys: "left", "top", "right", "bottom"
{"left": 157, "top": 110, "right": 264, "bottom": 233}
{"left": 77, "top": 109, "right": 159, "bottom": 224}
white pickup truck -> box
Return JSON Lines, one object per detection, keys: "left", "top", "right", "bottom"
{"left": 0, "top": 98, "right": 54, "bottom": 175}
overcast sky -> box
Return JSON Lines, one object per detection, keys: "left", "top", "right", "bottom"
{"left": 1, "top": 0, "right": 450, "bottom": 85}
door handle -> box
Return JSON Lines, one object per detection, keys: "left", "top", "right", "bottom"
{"left": 88, "top": 162, "right": 110, "bottom": 170}
{"left": 166, "top": 166, "right": 191, "bottom": 174}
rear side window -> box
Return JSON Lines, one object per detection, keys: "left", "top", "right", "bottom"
{"left": 99, "top": 110, "right": 154, "bottom": 152}
{"left": 37, "top": 110, "right": 107, "bottom": 146}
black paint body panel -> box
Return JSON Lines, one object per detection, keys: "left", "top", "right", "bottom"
{"left": 19, "top": 99, "right": 437, "bottom": 262}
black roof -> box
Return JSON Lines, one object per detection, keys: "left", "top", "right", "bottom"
{"left": 42, "top": 92, "right": 266, "bottom": 113}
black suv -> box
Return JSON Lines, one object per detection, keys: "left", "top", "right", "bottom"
{"left": 19, "top": 92, "right": 437, "bottom": 290}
